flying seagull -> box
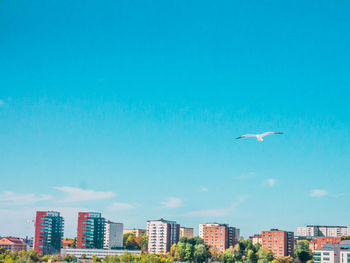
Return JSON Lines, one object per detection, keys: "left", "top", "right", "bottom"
{"left": 236, "top": 132, "right": 283, "bottom": 142}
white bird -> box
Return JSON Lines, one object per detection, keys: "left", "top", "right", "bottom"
{"left": 235, "top": 131, "right": 283, "bottom": 142}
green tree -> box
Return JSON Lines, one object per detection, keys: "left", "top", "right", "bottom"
{"left": 193, "top": 244, "right": 207, "bottom": 263}
{"left": 184, "top": 243, "right": 194, "bottom": 261}
{"left": 175, "top": 242, "right": 186, "bottom": 261}
{"left": 257, "top": 247, "right": 274, "bottom": 263}
{"left": 247, "top": 249, "right": 258, "bottom": 263}
{"left": 294, "top": 240, "right": 312, "bottom": 263}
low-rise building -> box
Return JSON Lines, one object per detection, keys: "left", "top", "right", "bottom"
{"left": 0, "top": 237, "right": 27, "bottom": 252}
{"left": 61, "top": 248, "right": 141, "bottom": 259}
{"left": 309, "top": 237, "right": 341, "bottom": 252}
{"left": 251, "top": 234, "right": 262, "bottom": 245}
{"left": 123, "top": 229, "right": 146, "bottom": 237}
{"left": 313, "top": 240, "right": 350, "bottom": 263}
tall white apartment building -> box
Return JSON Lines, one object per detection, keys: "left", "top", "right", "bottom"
{"left": 147, "top": 219, "right": 180, "bottom": 255}
{"left": 199, "top": 223, "right": 220, "bottom": 238}
{"left": 104, "top": 221, "right": 123, "bottom": 249}
{"left": 297, "top": 225, "right": 350, "bottom": 238}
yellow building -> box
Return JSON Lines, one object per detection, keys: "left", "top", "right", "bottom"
{"left": 123, "top": 228, "right": 146, "bottom": 237}
{"left": 180, "top": 227, "right": 194, "bottom": 239}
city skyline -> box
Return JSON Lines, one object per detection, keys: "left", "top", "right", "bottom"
{"left": 1, "top": 0, "right": 350, "bottom": 239}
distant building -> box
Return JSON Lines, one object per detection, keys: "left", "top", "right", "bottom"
{"left": 309, "top": 237, "right": 342, "bottom": 252}
{"left": 77, "top": 212, "right": 105, "bottom": 249}
{"left": 251, "top": 234, "right": 262, "bottom": 245}
{"left": 147, "top": 219, "right": 180, "bottom": 254}
{"left": 261, "top": 229, "right": 294, "bottom": 258}
{"left": 104, "top": 221, "right": 123, "bottom": 249}
{"left": 0, "top": 237, "right": 27, "bottom": 252}
{"left": 123, "top": 229, "right": 146, "bottom": 237}
{"left": 61, "top": 239, "right": 74, "bottom": 249}
{"left": 180, "top": 227, "right": 194, "bottom": 239}
{"left": 34, "top": 211, "right": 64, "bottom": 255}
{"left": 228, "top": 227, "right": 240, "bottom": 247}
{"left": 203, "top": 224, "right": 229, "bottom": 252}
{"left": 61, "top": 248, "right": 141, "bottom": 259}
{"left": 297, "top": 226, "right": 350, "bottom": 239}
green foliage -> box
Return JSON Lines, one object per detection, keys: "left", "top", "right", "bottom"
{"left": 294, "top": 240, "right": 313, "bottom": 263}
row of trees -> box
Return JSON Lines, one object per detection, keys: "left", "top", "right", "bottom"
{"left": 122, "top": 233, "right": 148, "bottom": 251}
{"left": 0, "top": 238, "right": 314, "bottom": 263}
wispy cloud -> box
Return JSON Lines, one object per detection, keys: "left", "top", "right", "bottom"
{"left": 200, "top": 187, "right": 208, "bottom": 192}
{"left": 183, "top": 195, "right": 247, "bottom": 217}
{"left": 109, "top": 202, "right": 135, "bottom": 211}
{"left": 310, "top": 189, "right": 328, "bottom": 197}
{"left": 266, "top": 178, "right": 276, "bottom": 187}
{"left": 161, "top": 197, "right": 183, "bottom": 209}
{"left": 0, "top": 191, "right": 52, "bottom": 206}
{"left": 0, "top": 99, "right": 4, "bottom": 106}
{"left": 54, "top": 186, "right": 115, "bottom": 203}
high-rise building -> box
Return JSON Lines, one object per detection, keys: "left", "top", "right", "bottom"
{"left": 199, "top": 223, "right": 220, "bottom": 238}
{"left": 147, "top": 219, "right": 180, "bottom": 254}
{"left": 77, "top": 212, "right": 105, "bottom": 249}
{"left": 104, "top": 221, "right": 123, "bottom": 249}
{"left": 261, "top": 229, "right": 294, "bottom": 258}
{"left": 297, "top": 226, "right": 350, "bottom": 239}
{"left": 200, "top": 223, "right": 240, "bottom": 252}
{"left": 180, "top": 227, "right": 194, "bottom": 239}
{"left": 123, "top": 229, "right": 146, "bottom": 237}
{"left": 34, "top": 211, "right": 64, "bottom": 255}
{"left": 203, "top": 224, "right": 229, "bottom": 252}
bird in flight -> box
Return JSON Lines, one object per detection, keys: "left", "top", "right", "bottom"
{"left": 236, "top": 132, "right": 283, "bottom": 142}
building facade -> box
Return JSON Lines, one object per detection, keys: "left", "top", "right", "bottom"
{"left": 61, "top": 248, "right": 141, "bottom": 259}
{"left": 147, "top": 219, "right": 180, "bottom": 254}
{"left": 199, "top": 223, "right": 220, "bottom": 238}
{"left": 251, "top": 234, "right": 262, "bottom": 245}
{"left": 297, "top": 226, "right": 350, "bottom": 239}
{"left": 309, "top": 237, "right": 342, "bottom": 251}
{"left": 34, "top": 211, "right": 64, "bottom": 255}
{"left": 313, "top": 240, "right": 350, "bottom": 263}
{"left": 123, "top": 229, "right": 146, "bottom": 237}
{"left": 104, "top": 221, "right": 123, "bottom": 249}
{"left": 261, "top": 229, "right": 294, "bottom": 258}
{"left": 203, "top": 224, "right": 229, "bottom": 252}
{"left": 0, "top": 237, "right": 27, "bottom": 252}
{"left": 180, "top": 227, "right": 194, "bottom": 239}
{"left": 77, "top": 212, "right": 105, "bottom": 249}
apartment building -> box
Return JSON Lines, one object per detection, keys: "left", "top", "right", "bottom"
{"left": 203, "top": 224, "right": 229, "bottom": 252}
{"left": 123, "top": 229, "right": 146, "bottom": 237}
{"left": 104, "top": 221, "right": 123, "bottom": 249}
{"left": 77, "top": 212, "right": 105, "bottom": 249}
{"left": 34, "top": 211, "right": 64, "bottom": 255}
{"left": 261, "top": 229, "right": 294, "bottom": 258}
{"left": 297, "top": 226, "right": 350, "bottom": 238}
{"left": 251, "top": 234, "right": 262, "bottom": 245}
{"left": 147, "top": 219, "right": 180, "bottom": 254}
{"left": 313, "top": 240, "right": 350, "bottom": 263}
{"left": 180, "top": 227, "right": 194, "bottom": 239}
{"left": 309, "top": 237, "right": 342, "bottom": 251}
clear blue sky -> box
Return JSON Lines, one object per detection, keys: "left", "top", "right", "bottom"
{"left": 1, "top": 0, "right": 350, "bottom": 238}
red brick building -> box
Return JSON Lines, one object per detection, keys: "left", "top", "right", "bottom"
{"left": 261, "top": 229, "right": 294, "bottom": 258}
{"left": 203, "top": 225, "right": 229, "bottom": 252}
{"left": 0, "top": 237, "right": 27, "bottom": 252}
{"left": 309, "top": 237, "right": 341, "bottom": 251}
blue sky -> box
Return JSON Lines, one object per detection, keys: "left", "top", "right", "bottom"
{"left": 1, "top": 0, "right": 350, "bottom": 238}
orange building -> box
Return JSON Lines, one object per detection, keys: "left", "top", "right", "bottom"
{"left": 309, "top": 237, "right": 341, "bottom": 251}
{"left": 261, "top": 229, "right": 294, "bottom": 258}
{"left": 203, "top": 225, "right": 229, "bottom": 252}
{"left": 0, "top": 237, "right": 27, "bottom": 252}
{"left": 61, "top": 239, "right": 74, "bottom": 249}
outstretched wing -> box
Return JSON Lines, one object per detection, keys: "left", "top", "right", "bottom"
{"left": 235, "top": 134, "right": 257, "bottom": 139}
{"left": 260, "top": 131, "right": 283, "bottom": 137}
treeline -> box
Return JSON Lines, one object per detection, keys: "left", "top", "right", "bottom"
{"left": 0, "top": 238, "right": 313, "bottom": 263}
